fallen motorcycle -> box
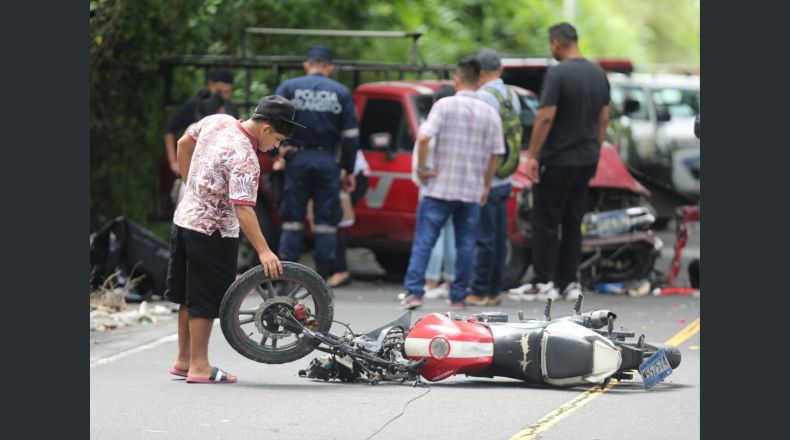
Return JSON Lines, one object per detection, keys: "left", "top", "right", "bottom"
{"left": 220, "top": 262, "right": 680, "bottom": 389}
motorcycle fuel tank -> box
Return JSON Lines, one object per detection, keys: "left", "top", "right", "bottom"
{"left": 404, "top": 313, "right": 494, "bottom": 381}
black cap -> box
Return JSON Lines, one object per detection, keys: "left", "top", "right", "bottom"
{"left": 254, "top": 95, "right": 306, "bottom": 131}
{"left": 306, "top": 45, "right": 333, "bottom": 62}
{"left": 208, "top": 68, "right": 234, "bottom": 84}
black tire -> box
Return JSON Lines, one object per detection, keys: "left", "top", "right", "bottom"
{"left": 501, "top": 242, "right": 530, "bottom": 289}
{"left": 688, "top": 259, "right": 700, "bottom": 288}
{"left": 596, "top": 242, "right": 658, "bottom": 283}
{"left": 374, "top": 251, "right": 410, "bottom": 276}
{"left": 645, "top": 342, "right": 682, "bottom": 370}
{"left": 652, "top": 217, "right": 671, "bottom": 230}
{"left": 219, "top": 262, "right": 334, "bottom": 364}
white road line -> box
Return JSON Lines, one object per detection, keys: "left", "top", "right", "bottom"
{"left": 90, "top": 333, "right": 178, "bottom": 368}
{"left": 91, "top": 320, "right": 221, "bottom": 368}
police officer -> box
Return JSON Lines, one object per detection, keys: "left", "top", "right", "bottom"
{"left": 275, "top": 46, "right": 359, "bottom": 278}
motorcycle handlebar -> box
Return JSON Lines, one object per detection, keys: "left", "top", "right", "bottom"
{"left": 579, "top": 310, "right": 617, "bottom": 329}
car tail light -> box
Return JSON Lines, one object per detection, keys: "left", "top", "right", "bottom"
{"left": 429, "top": 337, "right": 451, "bottom": 360}
{"left": 597, "top": 59, "right": 633, "bottom": 74}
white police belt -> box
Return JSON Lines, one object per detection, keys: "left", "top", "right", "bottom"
{"left": 312, "top": 224, "right": 337, "bottom": 234}
{"left": 282, "top": 222, "right": 304, "bottom": 231}
{"left": 342, "top": 128, "right": 359, "bottom": 138}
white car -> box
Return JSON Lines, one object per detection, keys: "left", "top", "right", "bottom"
{"left": 609, "top": 73, "right": 700, "bottom": 198}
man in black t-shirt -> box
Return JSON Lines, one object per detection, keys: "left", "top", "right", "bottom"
{"left": 163, "top": 68, "right": 239, "bottom": 177}
{"left": 507, "top": 22, "right": 611, "bottom": 303}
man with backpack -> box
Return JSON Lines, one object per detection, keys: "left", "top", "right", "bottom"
{"left": 466, "top": 49, "right": 522, "bottom": 307}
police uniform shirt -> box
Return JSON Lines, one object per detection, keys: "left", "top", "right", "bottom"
{"left": 275, "top": 73, "right": 359, "bottom": 173}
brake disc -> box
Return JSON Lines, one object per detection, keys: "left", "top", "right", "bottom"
{"left": 253, "top": 296, "right": 296, "bottom": 340}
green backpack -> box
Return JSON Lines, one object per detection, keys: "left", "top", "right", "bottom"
{"left": 485, "top": 87, "right": 523, "bottom": 178}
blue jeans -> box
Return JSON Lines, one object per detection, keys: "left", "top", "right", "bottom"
{"left": 404, "top": 197, "right": 480, "bottom": 303}
{"left": 425, "top": 217, "right": 456, "bottom": 282}
{"left": 471, "top": 184, "right": 511, "bottom": 297}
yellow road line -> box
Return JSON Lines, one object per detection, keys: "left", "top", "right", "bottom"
{"left": 510, "top": 381, "right": 616, "bottom": 439}
{"left": 665, "top": 318, "right": 701, "bottom": 346}
{"left": 508, "top": 317, "right": 701, "bottom": 440}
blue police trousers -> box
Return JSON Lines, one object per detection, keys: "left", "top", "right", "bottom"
{"left": 277, "top": 150, "right": 342, "bottom": 277}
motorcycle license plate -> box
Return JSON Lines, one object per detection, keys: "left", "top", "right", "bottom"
{"left": 588, "top": 210, "right": 631, "bottom": 237}
{"left": 639, "top": 348, "right": 673, "bottom": 390}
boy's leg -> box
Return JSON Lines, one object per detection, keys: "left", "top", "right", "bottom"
{"left": 173, "top": 305, "right": 190, "bottom": 371}
{"left": 186, "top": 316, "right": 236, "bottom": 381}
{"left": 164, "top": 224, "right": 190, "bottom": 371}
{"left": 182, "top": 229, "right": 239, "bottom": 380}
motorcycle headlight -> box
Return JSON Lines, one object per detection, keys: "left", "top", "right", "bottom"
{"left": 429, "top": 337, "right": 451, "bottom": 360}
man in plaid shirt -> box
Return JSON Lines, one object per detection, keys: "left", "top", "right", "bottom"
{"left": 401, "top": 57, "right": 505, "bottom": 310}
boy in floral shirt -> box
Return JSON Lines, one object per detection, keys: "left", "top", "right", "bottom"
{"left": 166, "top": 95, "right": 304, "bottom": 383}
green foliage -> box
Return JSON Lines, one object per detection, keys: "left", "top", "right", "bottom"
{"left": 90, "top": 0, "right": 699, "bottom": 231}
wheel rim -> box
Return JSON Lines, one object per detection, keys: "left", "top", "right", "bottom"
{"left": 228, "top": 275, "right": 324, "bottom": 354}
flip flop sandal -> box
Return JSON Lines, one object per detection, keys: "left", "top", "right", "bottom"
{"left": 168, "top": 367, "right": 188, "bottom": 378}
{"left": 186, "top": 367, "right": 237, "bottom": 384}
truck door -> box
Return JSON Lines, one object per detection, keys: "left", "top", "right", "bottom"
{"left": 354, "top": 96, "right": 420, "bottom": 245}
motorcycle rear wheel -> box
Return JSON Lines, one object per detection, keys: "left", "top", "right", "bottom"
{"left": 644, "top": 342, "right": 682, "bottom": 369}
{"left": 219, "top": 262, "right": 334, "bottom": 364}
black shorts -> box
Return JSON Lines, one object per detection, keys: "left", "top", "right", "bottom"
{"left": 165, "top": 224, "right": 239, "bottom": 319}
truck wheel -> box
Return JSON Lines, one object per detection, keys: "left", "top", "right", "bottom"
{"left": 373, "top": 251, "right": 409, "bottom": 276}
{"left": 501, "top": 242, "right": 530, "bottom": 289}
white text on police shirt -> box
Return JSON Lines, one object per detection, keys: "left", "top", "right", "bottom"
{"left": 293, "top": 89, "right": 343, "bottom": 114}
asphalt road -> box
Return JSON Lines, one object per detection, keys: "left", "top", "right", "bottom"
{"left": 91, "top": 281, "right": 699, "bottom": 438}
{"left": 91, "top": 221, "right": 700, "bottom": 439}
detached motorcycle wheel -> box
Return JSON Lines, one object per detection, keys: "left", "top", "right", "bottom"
{"left": 219, "top": 262, "right": 334, "bottom": 364}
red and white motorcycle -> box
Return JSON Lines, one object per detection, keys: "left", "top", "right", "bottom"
{"left": 220, "top": 263, "right": 680, "bottom": 389}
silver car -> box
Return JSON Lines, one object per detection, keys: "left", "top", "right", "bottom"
{"left": 608, "top": 73, "right": 700, "bottom": 198}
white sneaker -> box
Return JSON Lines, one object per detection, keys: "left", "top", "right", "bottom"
{"left": 507, "top": 283, "right": 533, "bottom": 301}
{"left": 507, "top": 283, "right": 533, "bottom": 296}
{"left": 562, "top": 282, "right": 583, "bottom": 301}
{"left": 424, "top": 283, "right": 449, "bottom": 300}
{"left": 507, "top": 282, "right": 559, "bottom": 302}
